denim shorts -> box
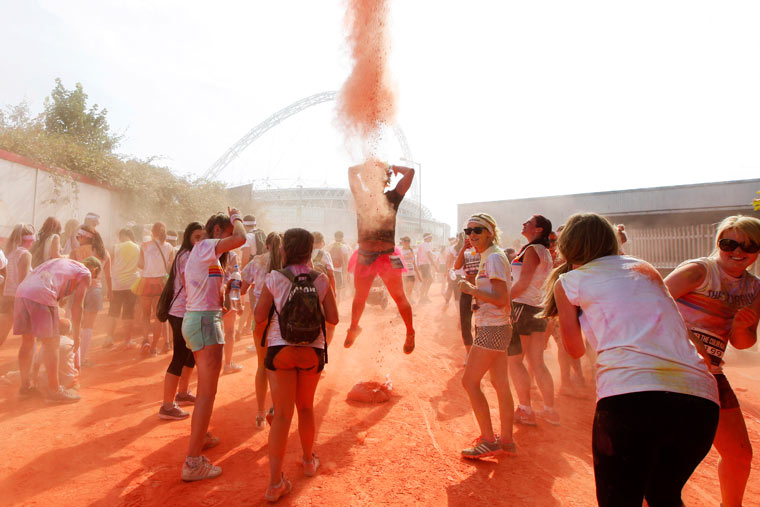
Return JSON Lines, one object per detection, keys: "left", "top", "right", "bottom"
{"left": 182, "top": 311, "right": 224, "bottom": 352}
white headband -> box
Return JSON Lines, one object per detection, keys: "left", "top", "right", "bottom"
{"left": 243, "top": 220, "right": 256, "bottom": 226}
{"left": 85, "top": 213, "right": 100, "bottom": 220}
{"left": 77, "top": 228, "right": 94, "bottom": 239}
{"left": 166, "top": 234, "right": 178, "bottom": 241}
{"left": 466, "top": 215, "right": 494, "bottom": 235}
{"left": 22, "top": 234, "right": 35, "bottom": 242}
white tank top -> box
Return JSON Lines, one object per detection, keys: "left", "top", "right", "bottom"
{"left": 511, "top": 243, "right": 553, "bottom": 307}
{"left": 3, "top": 247, "right": 30, "bottom": 297}
{"left": 142, "top": 241, "right": 172, "bottom": 277}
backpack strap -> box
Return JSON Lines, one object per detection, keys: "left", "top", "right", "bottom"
{"left": 308, "top": 270, "right": 328, "bottom": 364}
{"left": 262, "top": 268, "right": 294, "bottom": 347}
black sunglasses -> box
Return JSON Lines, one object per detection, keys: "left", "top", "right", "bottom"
{"left": 718, "top": 238, "right": 760, "bottom": 254}
{"left": 464, "top": 227, "right": 487, "bottom": 235}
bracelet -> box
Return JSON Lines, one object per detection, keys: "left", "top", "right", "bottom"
{"left": 230, "top": 213, "right": 243, "bottom": 224}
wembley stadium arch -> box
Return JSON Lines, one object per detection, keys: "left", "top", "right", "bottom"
{"left": 215, "top": 91, "right": 450, "bottom": 244}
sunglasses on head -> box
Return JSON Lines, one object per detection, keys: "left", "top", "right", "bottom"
{"left": 464, "top": 227, "right": 487, "bottom": 235}
{"left": 718, "top": 238, "right": 760, "bottom": 254}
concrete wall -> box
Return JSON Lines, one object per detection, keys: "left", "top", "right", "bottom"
{"left": 458, "top": 178, "right": 760, "bottom": 248}
{"left": 0, "top": 150, "right": 121, "bottom": 246}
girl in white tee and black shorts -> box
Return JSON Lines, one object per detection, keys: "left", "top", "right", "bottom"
{"left": 545, "top": 212, "right": 719, "bottom": 507}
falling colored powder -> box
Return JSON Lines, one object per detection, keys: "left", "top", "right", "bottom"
{"left": 346, "top": 378, "right": 393, "bottom": 403}
{"left": 629, "top": 262, "right": 669, "bottom": 296}
{"left": 337, "top": 0, "right": 397, "bottom": 150}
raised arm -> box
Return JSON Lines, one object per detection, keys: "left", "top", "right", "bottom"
{"left": 215, "top": 207, "right": 247, "bottom": 256}
{"left": 391, "top": 165, "right": 415, "bottom": 197}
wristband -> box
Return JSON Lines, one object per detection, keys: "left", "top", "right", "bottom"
{"left": 230, "top": 213, "right": 243, "bottom": 224}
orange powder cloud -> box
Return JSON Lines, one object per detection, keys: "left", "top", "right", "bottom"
{"left": 337, "top": 0, "right": 397, "bottom": 148}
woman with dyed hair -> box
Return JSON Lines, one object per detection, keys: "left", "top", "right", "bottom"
{"left": 30, "top": 217, "right": 62, "bottom": 268}
{"left": 544, "top": 212, "right": 719, "bottom": 506}
{"left": 457, "top": 213, "right": 516, "bottom": 458}
{"left": 664, "top": 215, "right": 760, "bottom": 507}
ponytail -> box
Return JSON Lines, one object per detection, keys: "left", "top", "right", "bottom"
{"left": 539, "top": 262, "right": 574, "bottom": 319}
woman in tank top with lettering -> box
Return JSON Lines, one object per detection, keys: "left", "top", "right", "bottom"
{"left": 0, "top": 224, "right": 34, "bottom": 347}
{"left": 70, "top": 225, "right": 111, "bottom": 367}
{"left": 508, "top": 214, "right": 558, "bottom": 426}
{"left": 664, "top": 215, "right": 760, "bottom": 507}
{"left": 138, "top": 222, "right": 174, "bottom": 355}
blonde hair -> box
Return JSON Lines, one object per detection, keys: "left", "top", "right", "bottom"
{"left": 713, "top": 215, "right": 760, "bottom": 255}
{"left": 4, "top": 223, "right": 35, "bottom": 255}
{"left": 466, "top": 212, "right": 501, "bottom": 246}
{"left": 81, "top": 256, "right": 103, "bottom": 278}
{"left": 541, "top": 213, "right": 620, "bottom": 318}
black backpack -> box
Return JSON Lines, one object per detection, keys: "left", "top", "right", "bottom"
{"left": 261, "top": 269, "right": 327, "bottom": 358}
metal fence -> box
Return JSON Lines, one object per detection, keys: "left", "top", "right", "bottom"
{"left": 626, "top": 223, "right": 760, "bottom": 277}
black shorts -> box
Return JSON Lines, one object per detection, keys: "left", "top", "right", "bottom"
{"left": 109, "top": 290, "right": 137, "bottom": 320}
{"left": 511, "top": 302, "right": 547, "bottom": 334}
{"left": 265, "top": 345, "right": 325, "bottom": 373}
{"left": 714, "top": 373, "right": 740, "bottom": 410}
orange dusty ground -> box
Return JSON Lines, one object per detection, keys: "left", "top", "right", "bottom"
{"left": 1, "top": 285, "right": 759, "bottom": 506}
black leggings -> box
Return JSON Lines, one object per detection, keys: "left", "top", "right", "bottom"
{"left": 459, "top": 293, "right": 473, "bottom": 346}
{"left": 593, "top": 391, "right": 719, "bottom": 507}
{"left": 167, "top": 315, "right": 195, "bottom": 376}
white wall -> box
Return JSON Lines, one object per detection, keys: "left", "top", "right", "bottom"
{"left": 0, "top": 152, "right": 120, "bottom": 245}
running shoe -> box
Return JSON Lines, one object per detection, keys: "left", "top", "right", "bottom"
{"left": 45, "top": 386, "right": 81, "bottom": 404}
{"left": 303, "top": 453, "right": 320, "bottom": 477}
{"left": 501, "top": 440, "right": 518, "bottom": 456}
{"left": 461, "top": 436, "right": 504, "bottom": 459}
{"left": 264, "top": 475, "right": 292, "bottom": 503}
{"left": 202, "top": 432, "right": 220, "bottom": 450}
{"left": 265, "top": 406, "right": 274, "bottom": 426}
{"left": 246, "top": 345, "right": 257, "bottom": 354}
{"left": 181, "top": 456, "right": 221, "bottom": 482}
{"left": 223, "top": 362, "right": 243, "bottom": 374}
{"left": 141, "top": 341, "right": 151, "bottom": 354}
{"left": 18, "top": 385, "right": 42, "bottom": 399}
{"left": 514, "top": 406, "right": 537, "bottom": 426}
{"left": 159, "top": 403, "right": 189, "bottom": 420}
{"left": 538, "top": 408, "right": 560, "bottom": 426}
{"left": 255, "top": 413, "right": 266, "bottom": 430}
{"left": 175, "top": 391, "right": 196, "bottom": 406}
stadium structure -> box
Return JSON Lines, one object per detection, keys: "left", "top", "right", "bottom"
{"left": 228, "top": 182, "right": 449, "bottom": 245}
{"left": 213, "top": 91, "right": 451, "bottom": 244}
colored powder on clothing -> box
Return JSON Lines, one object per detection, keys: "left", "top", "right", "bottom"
{"left": 337, "top": 0, "right": 396, "bottom": 151}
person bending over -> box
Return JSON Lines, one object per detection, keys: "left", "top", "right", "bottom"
{"left": 344, "top": 161, "right": 415, "bottom": 354}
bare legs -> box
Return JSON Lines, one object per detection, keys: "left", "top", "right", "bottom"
{"left": 346, "top": 271, "right": 414, "bottom": 353}
{"left": 222, "top": 311, "right": 238, "bottom": 368}
{"left": 509, "top": 331, "right": 555, "bottom": 411}
{"left": 140, "top": 295, "right": 161, "bottom": 352}
{"left": 253, "top": 321, "right": 269, "bottom": 420}
{"left": 186, "top": 344, "right": 223, "bottom": 457}
{"left": 163, "top": 366, "right": 194, "bottom": 406}
{"left": 0, "top": 312, "right": 13, "bottom": 348}
{"left": 267, "top": 367, "right": 320, "bottom": 486}
{"left": 461, "top": 346, "right": 514, "bottom": 445}
{"left": 713, "top": 407, "right": 753, "bottom": 507}
{"left": 19, "top": 334, "right": 60, "bottom": 392}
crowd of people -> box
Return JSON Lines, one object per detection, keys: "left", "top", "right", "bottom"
{"left": 1, "top": 162, "right": 759, "bottom": 505}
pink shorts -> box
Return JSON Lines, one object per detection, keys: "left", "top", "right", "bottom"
{"left": 14, "top": 297, "right": 59, "bottom": 338}
{"left": 348, "top": 246, "right": 408, "bottom": 279}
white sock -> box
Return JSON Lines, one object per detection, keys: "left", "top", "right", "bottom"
{"left": 519, "top": 404, "right": 532, "bottom": 413}
{"left": 80, "top": 329, "right": 93, "bottom": 361}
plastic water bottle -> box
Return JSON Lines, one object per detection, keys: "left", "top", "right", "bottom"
{"left": 229, "top": 265, "right": 242, "bottom": 312}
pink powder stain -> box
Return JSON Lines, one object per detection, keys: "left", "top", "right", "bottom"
{"left": 338, "top": 0, "right": 397, "bottom": 148}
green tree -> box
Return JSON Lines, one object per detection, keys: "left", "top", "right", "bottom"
{"left": 43, "top": 78, "right": 120, "bottom": 153}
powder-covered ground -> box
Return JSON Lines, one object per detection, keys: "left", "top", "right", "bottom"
{"left": 1, "top": 284, "right": 759, "bottom": 506}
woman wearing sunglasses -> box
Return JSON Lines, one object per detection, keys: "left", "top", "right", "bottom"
{"left": 457, "top": 213, "right": 516, "bottom": 458}
{"left": 664, "top": 215, "right": 760, "bottom": 507}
